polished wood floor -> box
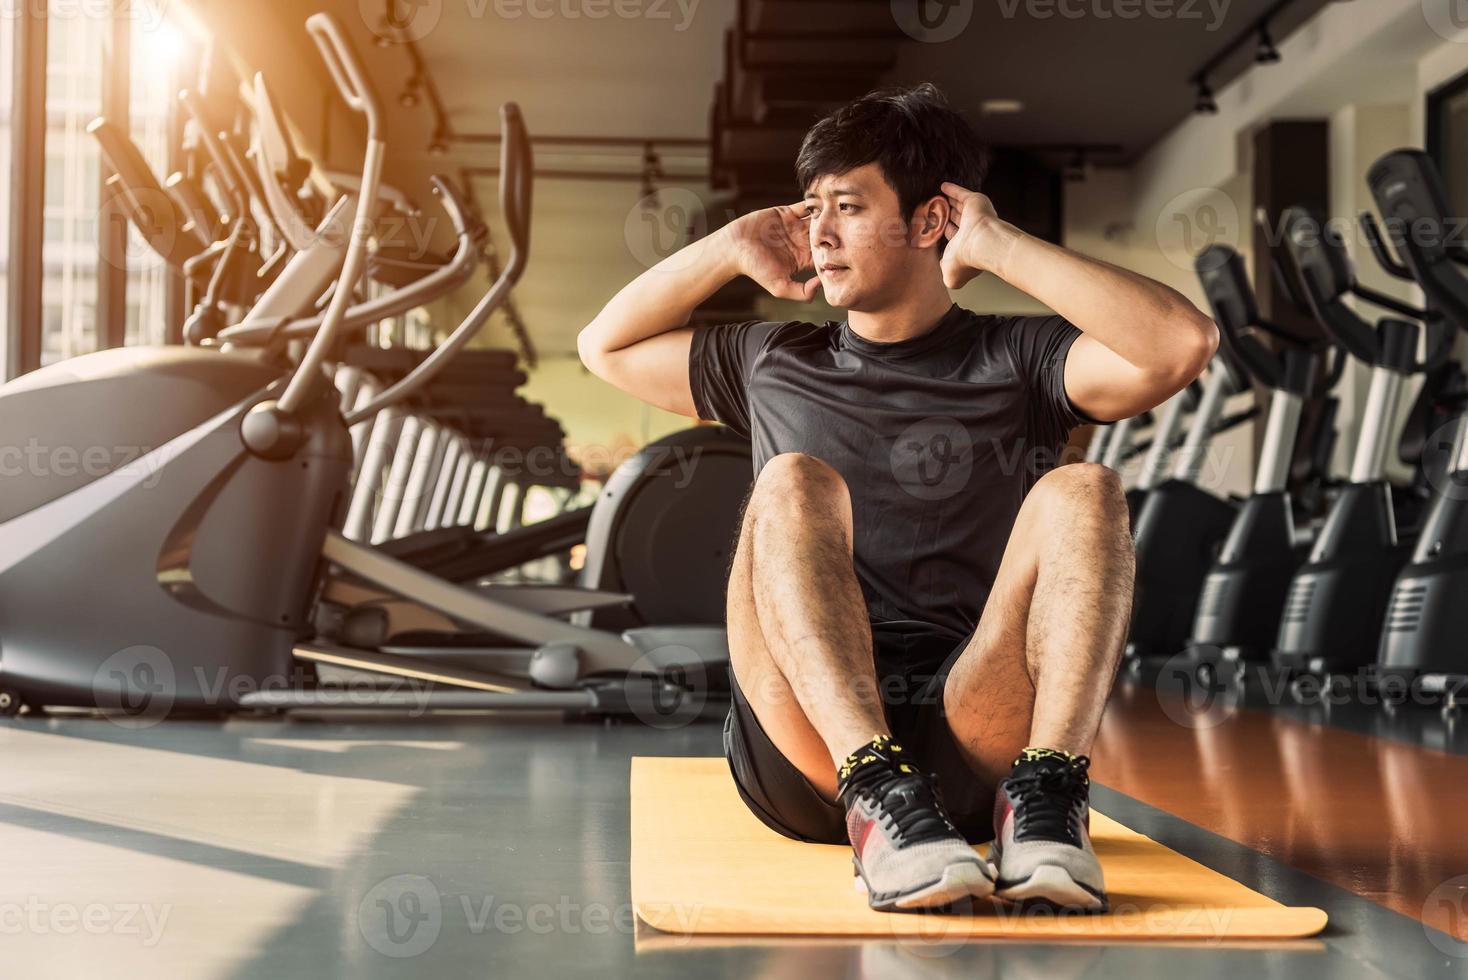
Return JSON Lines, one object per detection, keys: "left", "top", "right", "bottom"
{"left": 1093, "top": 679, "right": 1468, "bottom": 941}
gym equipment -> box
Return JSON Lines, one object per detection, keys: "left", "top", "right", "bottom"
{"left": 1270, "top": 205, "right": 1458, "bottom": 681}
{"left": 1366, "top": 149, "right": 1468, "bottom": 705}
{"left": 1182, "top": 244, "right": 1339, "bottom": 679}
{"left": 1125, "top": 355, "right": 1249, "bottom": 663}
{"left": 0, "top": 13, "right": 739, "bottom": 720}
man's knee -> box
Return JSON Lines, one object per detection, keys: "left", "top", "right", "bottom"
{"left": 1029, "top": 462, "right": 1127, "bottom": 523}
{"left": 749, "top": 452, "right": 850, "bottom": 514}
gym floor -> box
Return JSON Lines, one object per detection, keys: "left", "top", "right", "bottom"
{"left": 3, "top": 678, "right": 1465, "bottom": 978}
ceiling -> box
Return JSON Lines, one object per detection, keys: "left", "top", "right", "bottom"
{"left": 189, "top": 0, "right": 1343, "bottom": 356}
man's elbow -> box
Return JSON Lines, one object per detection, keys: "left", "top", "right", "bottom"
{"left": 576, "top": 326, "right": 610, "bottom": 379}
{"left": 1160, "top": 305, "right": 1218, "bottom": 392}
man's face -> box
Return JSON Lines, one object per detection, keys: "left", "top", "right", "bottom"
{"left": 804, "top": 163, "right": 931, "bottom": 311}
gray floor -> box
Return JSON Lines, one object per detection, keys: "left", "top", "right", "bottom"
{"left": 2, "top": 701, "right": 1464, "bottom": 979}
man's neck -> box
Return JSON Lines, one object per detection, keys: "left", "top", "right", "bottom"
{"left": 846, "top": 281, "right": 956, "bottom": 344}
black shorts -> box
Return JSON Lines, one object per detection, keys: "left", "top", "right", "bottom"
{"left": 722, "top": 619, "right": 996, "bottom": 846}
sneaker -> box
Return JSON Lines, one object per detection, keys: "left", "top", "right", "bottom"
{"left": 838, "top": 735, "right": 996, "bottom": 912}
{"left": 990, "top": 749, "right": 1107, "bottom": 910}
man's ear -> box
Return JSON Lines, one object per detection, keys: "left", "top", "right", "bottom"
{"left": 912, "top": 195, "right": 950, "bottom": 248}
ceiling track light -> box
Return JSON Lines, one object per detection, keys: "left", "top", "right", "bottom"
{"left": 428, "top": 126, "right": 449, "bottom": 156}
{"left": 1187, "top": 0, "right": 1310, "bottom": 119}
{"left": 1256, "top": 23, "right": 1281, "bottom": 64}
{"left": 1194, "top": 78, "right": 1219, "bottom": 115}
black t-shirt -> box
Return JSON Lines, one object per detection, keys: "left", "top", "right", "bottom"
{"left": 690, "top": 303, "right": 1090, "bottom": 640}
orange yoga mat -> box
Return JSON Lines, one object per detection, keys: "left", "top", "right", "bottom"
{"left": 630, "top": 757, "right": 1328, "bottom": 941}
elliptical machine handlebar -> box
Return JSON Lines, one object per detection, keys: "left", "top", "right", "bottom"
{"left": 1196, "top": 243, "right": 1324, "bottom": 397}
{"left": 214, "top": 178, "right": 482, "bottom": 349}
{"left": 241, "top": 11, "right": 385, "bottom": 456}
{"left": 1358, "top": 210, "right": 1416, "bottom": 282}
{"left": 87, "top": 118, "right": 210, "bottom": 264}
{"left": 306, "top": 13, "right": 384, "bottom": 135}
{"left": 1281, "top": 205, "right": 1456, "bottom": 374}
{"left": 1367, "top": 149, "right": 1468, "bottom": 337}
{"left": 344, "top": 101, "right": 532, "bottom": 425}
{"left": 251, "top": 72, "right": 318, "bottom": 254}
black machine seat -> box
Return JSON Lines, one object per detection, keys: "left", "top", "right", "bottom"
{"left": 578, "top": 426, "right": 753, "bottom": 631}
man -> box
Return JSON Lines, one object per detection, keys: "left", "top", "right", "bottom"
{"left": 579, "top": 85, "right": 1216, "bottom": 912}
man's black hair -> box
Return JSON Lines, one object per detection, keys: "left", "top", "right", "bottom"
{"left": 795, "top": 83, "right": 989, "bottom": 221}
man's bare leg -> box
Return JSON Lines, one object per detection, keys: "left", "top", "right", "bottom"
{"left": 726, "top": 452, "right": 886, "bottom": 800}
{"left": 939, "top": 461, "right": 1133, "bottom": 909}
{"left": 942, "top": 461, "right": 1135, "bottom": 779}
{"left": 726, "top": 452, "right": 995, "bottom": 910}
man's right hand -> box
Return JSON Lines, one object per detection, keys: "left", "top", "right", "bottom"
{"left": 722, "top": 204, "right": 822, "bottom": 302}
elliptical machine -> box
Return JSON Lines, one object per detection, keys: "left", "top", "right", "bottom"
{"left": 1270, "top": 206, "right": 1458, "bottom": 683}
{"left": 1365, "top": 149, "right": 1468, "bottom": 707}
{"left": 0, "top": 14, "right": 738, "bottom": 721}
{"left": 1182, "top": 244, "right": 1342, "bottom": 683}
{"left": 1124, "top": 354, "right": 1249, "bottom": 666}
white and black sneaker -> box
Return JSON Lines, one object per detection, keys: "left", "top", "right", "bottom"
{"left": 838, "top": 735, "right": 996, "bottom": 912}
{"left": 990, "top": 748, "right": 1107, "bottom": 911}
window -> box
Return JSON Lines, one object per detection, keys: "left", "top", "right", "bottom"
{"left": 1428, "top": 69, "right": 1468, "bottom": 216}
{"left": 40, "top": 1, "right": 105, "bottom": 365}
{"left": 126, "top": 0, "right": 186, "bottom": 347}
{"left": 0, "top": 11, "right": 13, "bottom": 360}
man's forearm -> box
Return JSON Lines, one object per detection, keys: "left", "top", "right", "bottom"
{"left": 989, "top": 223, "right": 1214, "bottom": 372}
{"left": 579, "top": 231, "right": 740, "bottom": 358}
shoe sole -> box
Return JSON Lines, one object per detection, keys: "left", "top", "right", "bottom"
{"left": 996, "top": 864, "right": 1108, "bottom": 912}
{"left": 855, "top": 858, "right": 997, "bottom": 912}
